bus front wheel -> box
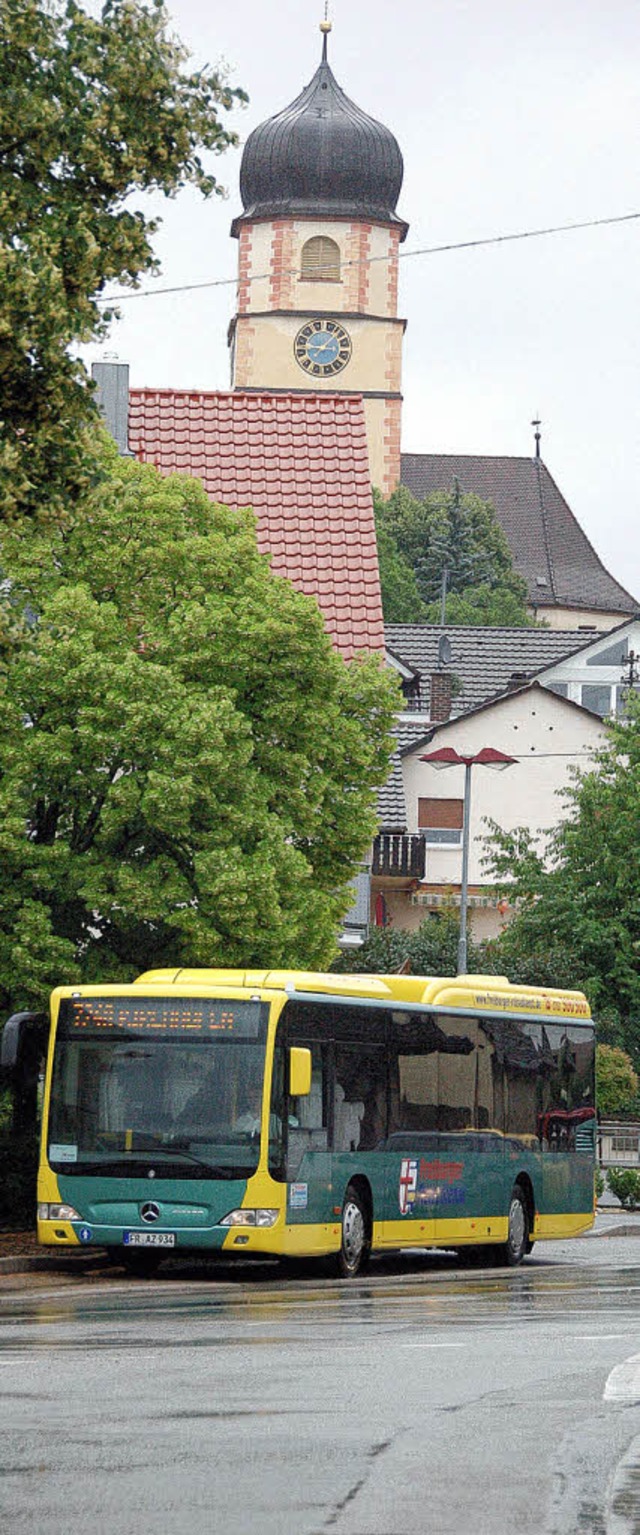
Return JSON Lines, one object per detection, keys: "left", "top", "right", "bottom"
{"left": 500, "top": 1185, "right": 530, "bottom": 1267}
{"left": 337, "top": 1184, "right": 370, "bottom": 1278}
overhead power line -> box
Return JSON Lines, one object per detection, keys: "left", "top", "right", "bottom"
{"left": 96, "top": 209, "right": 640, "bottom": 305}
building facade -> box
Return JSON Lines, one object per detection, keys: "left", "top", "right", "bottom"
{"left": 372, "top": 682, "right": 606, "bottom": 941}
{"left": 229, "top": 28, "right": 408, "bottom": 498}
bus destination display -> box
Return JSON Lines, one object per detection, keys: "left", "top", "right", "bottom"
{"left": 59, "top": 996, "right": 263, "bottom": 1039}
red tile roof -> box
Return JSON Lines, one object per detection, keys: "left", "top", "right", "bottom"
{"left": 128, "top": 389, "right": 385, "bottom": 659}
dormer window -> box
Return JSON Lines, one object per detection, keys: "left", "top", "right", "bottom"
{"left": 300, "top": 236, "right": 341, "bottom": 283}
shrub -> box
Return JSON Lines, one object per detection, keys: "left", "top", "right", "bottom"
{"left": 606, "top": 1167, "right": 640, "bottom": 1210}
{"left": 594, "top": 1166, "right": 605, "bottom": 1200}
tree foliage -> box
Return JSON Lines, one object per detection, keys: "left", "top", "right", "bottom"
{"left": 606, "top": 1169, "right": 640, "bottom": 1209}
{"left": 483, "top": 694, "right": 640, "bottom": 1065}
{"left": 374, "top": 484, "right": 532, "bottom": 626}
{"left": 0, "top": 0, "right": 246, "bottom": 524}
{"left": 0, "top": 442, "right": 399, "bottom": 1013}
{"left": 373, "top": 518, "right": 427, "bottom": 623}
{"left": 596, "top": 1044, "right": 639, "bottom": 1117}
{"left": 332, "top": 911, "right": 481, "bottom": 976}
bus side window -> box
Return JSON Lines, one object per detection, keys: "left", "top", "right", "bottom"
{"left": 296, "top": 1057, "right": 325, "bottom": 1132}
{"left": 334, "top": 1044, "right": 386, "bottom": 1151}
{"left": 435, "top": 1016, "right": 477, "bottom": 1134}
{"left": 287, "top": 1043, "right": 329, "bottom": 1177}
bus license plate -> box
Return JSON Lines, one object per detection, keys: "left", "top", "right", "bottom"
{"left": 123, "top": 1232, "right": 176, "bottom": 1248}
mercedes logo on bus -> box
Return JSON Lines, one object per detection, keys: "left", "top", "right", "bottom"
{"left": 140, "top": 1202, "right": 161, "bottom": 1224}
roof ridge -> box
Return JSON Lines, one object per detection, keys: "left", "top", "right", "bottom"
{"left": 401, "top": 451, "right": 544, "bottom": 466}
{"left": 130, "top": 387, "right": 365, "bottom": 407}
{"left": 533, "top": 456, "right": 558, "bottom": 600}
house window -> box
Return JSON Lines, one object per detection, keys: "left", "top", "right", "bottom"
{"left": 300, "top": 236, "right": 340, "bottom": 283}
{"left": 586, "top": 640, "right": 628, "bottom": 667}
{"left": 581, "top": 684, "right": 612, "bottom": 717}
{"left": 418, "top": 797, "right": 463, "bottom": 846}
{"left": 611, "top": 1133, "right": 639, "bottom": 1155}
{"left": 546, "top": 682, "right": 569, "bottom": 699}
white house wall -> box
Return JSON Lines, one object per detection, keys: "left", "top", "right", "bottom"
{"left": 540, "top": 618, "right": 640, "bottom": 715}
{"left": 402, "top": 689, "right": 606, "bottom": 890}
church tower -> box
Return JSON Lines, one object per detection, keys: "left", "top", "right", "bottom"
{"left": 229, "top": 25, "right": 408, "bottom": 496}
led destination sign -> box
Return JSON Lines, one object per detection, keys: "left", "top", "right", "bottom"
{"left": 59, "top": 996, "right": 263, "bottom": 1040}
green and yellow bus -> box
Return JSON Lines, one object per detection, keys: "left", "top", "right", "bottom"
{"left": 31, "top": 968, "right": 595, "bottom": 1276}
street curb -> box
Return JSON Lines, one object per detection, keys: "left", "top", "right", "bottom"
{"left": 2, "top": 1223, "right": 640, "bottom": 1277}
{"left": 585, "top": 1223, "right": 640, "bottom": 1239}
{"left": 0, "top": 1254, "right": 106, "bottom": 1275}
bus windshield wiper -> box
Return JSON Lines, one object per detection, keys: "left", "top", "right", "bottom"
{"left": 137, "top": 1147, "right": 252, "bottom": 1178}
{"left": 59, "top": 1152, "right": 253, "bottom": 1179}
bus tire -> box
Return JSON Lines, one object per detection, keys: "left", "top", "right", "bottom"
{"left": 336, "top": 1184, "right": 370, "bottom": 1278}
{"left": 500, "top": 1185, "right": 530, "bottom": 1267}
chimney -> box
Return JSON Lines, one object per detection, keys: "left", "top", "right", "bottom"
{"left": 430, "top": 672, "right": 452, "bottom": 723}
{"left": 91, "top": 361, "right": 131, "bottom": 456}
{"left": 507, "top": 671, "right": 529, "bottom": 692}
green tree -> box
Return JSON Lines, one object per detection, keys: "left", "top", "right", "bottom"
{"left": 596, "top": 1044, "right": 638, "bottom": 1117}
{"left": 374, "top": 484, "right": 532, "bottom": 626}
{"left": 0, "top": 441, "right": 399, "bottom": 1013}
{"left": 482, "top": 694, "right": 640, "bottom": 1065}
{"left": 0, "top": 0, "right": 246, "bottom": 525}
{"left": 373, "top": 515, "right": 427, "bottom": 623}
{"left": 606, "top": 1169, "right": 640, "bottom": 1208}
{"left": 332, "top": 910, "right": 481, "bottom": 976}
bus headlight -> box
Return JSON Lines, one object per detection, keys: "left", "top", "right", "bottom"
{"left": 220, "top": 1209, "right": 279, "bottom": 1228}
{"left": 38, "top": 1203, "right": 81, "bottom": 1222}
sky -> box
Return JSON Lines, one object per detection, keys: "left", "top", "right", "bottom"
{"left": 87, "top": 0, "right": 640, "bottom": 605}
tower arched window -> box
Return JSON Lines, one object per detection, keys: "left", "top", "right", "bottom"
{"left": 300, "top": 235, "right": 341, "bottom": 283}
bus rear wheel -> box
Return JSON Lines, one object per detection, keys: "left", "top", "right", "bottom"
{"left": 499, "top": 1185, "right": 530, "bottom": 1267}
{"left": 336, "top": 1184, "right": 370, "bottom": 1278}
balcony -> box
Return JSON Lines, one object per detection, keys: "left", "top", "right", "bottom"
{"left": 372, "top": 833, "right": 426, "bottom": 880}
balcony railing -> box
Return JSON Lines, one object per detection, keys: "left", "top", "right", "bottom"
{"left": 372, "top": 833, "right": 426, "bottom": 880}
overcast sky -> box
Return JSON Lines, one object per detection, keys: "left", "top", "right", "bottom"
{"left": 88, "top": 0, "right": 640, "bottom": 606}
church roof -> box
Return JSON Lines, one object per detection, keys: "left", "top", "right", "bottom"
{"left": 232, "top": 34, "right": 407, "bottom": 237}
{"left": 128, "top": 388, "right": 385, "bottom": 660}
{"left": 400, "top": 452, "right": 637, "bottom": 618}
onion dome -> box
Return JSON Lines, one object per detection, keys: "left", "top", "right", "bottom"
{"left": 232, "top": 31, "right": 407, "bottom": 238}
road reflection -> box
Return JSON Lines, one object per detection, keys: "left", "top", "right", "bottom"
{"left": 2, "top": 1245, "right": 640, "bottom": 1346}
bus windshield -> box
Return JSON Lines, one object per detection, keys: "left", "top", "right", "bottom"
{"left": 47, "top": 996, "right": 269, "bottom": 1180}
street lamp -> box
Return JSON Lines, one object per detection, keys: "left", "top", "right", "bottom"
{"left": 420, "top": 746, "right": 517, "bottom": 974}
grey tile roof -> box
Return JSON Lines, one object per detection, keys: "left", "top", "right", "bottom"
{"left": 377, "top": 719, "right": 433, "bottom": 828}
{"left": 400, "top": 453, "right": 638, "bottom": 616}
{"left": 385, "top": 624, "right": 591, "bottom": 719}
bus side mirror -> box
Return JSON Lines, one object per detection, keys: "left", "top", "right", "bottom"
{"left": 289, "top": 1047, "right": 312, "bottom": 1098}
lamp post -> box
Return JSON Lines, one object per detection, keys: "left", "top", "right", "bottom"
{"left": 420, "top": 746, "right": 517, "bottom": 974}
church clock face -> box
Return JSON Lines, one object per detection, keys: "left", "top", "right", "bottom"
{"left": 294, "top": 320, "right": 352, "bottom": 377}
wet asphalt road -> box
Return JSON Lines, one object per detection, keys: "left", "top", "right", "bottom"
{"left": 1, "top": 1236, "right": 640, "bottom": 1535}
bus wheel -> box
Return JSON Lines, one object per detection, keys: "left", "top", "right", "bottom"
{"left": 501, "top": 1185, "right": 530, "bottom": 1267}
{"left": 337, "top": 1185, "right": 370, "bottom": 1278}
{"left": 121, "top": 1250, "right": 162, "bottom": 1278}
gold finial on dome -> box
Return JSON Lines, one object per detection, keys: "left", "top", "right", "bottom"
{"left": 320, "top": 3, "right": 332, "bottom": 57}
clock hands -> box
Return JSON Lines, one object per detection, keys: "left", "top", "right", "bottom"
{"left": 294, "top": 321, "right": 351, "bottom": 374}
{"left": 308, "top": 335, "right": 339, "bottom": 356}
